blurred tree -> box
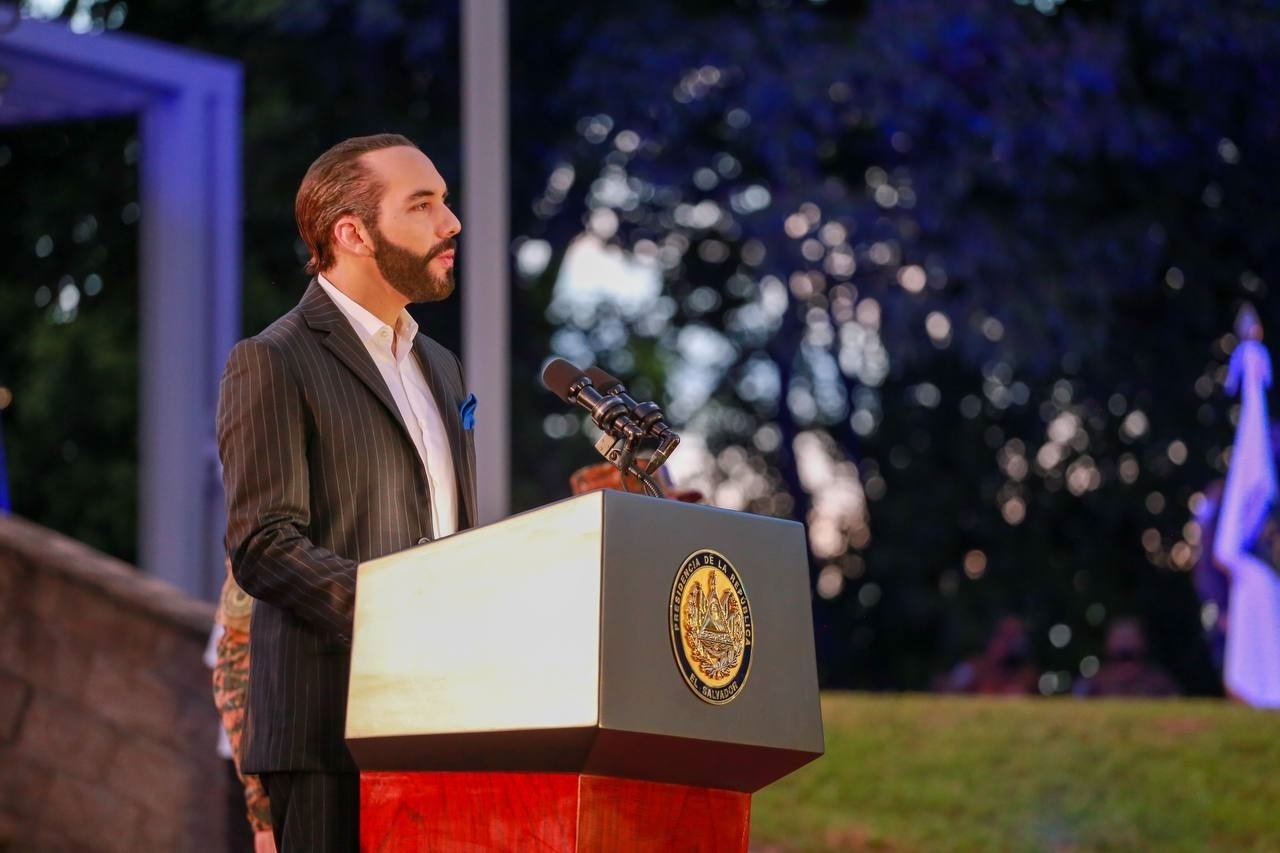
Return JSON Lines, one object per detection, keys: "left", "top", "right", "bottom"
{"left": 4, "top": 0, "right": 1277, "bottom": 693}
{"left": 0, "top": 119, "right": 140, "bottom": 559}
{"left": 507, "top": 0, "right": 1280, "bottom": 693}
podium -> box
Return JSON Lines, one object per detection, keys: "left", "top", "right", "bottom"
{"left": 346, "top": 490, "right": 824, "bottom": 851}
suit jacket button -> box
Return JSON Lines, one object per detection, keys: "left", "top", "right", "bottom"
{"left": 417, "top": 536, "right": 430, "bottom": 545}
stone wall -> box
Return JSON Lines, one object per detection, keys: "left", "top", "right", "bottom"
{"left": 0, "top": 513, "right": 230, "bottom": 852}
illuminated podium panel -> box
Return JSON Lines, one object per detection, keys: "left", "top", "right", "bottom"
{"left": 347, "top": 490, "right": 824, "bottom": 851}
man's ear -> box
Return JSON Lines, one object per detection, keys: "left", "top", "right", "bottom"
{"left": 333, "top": 215, "right": 375, "bottom": 259}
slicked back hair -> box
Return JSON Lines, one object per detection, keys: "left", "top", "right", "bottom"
{"left": 295, "top": 133, "right": 417, "bottom": 275}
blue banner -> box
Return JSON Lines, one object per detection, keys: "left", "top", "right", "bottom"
{"left": 0, "top": 409, "right": 10, "bottom": 513}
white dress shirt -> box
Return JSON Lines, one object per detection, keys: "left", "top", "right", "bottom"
{"left": 318, "top": 274, "right": 458, "bottom": 538}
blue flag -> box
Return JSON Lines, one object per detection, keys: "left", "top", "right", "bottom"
{"left": 0, "top": 409, "right": 10, "bottom": 513}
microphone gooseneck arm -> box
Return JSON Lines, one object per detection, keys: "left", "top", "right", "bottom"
{"left": 643, "top": 430, "right": 681, "bottom": 477}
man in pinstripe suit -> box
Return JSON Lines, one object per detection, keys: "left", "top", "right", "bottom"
{"left": 217, "top": 134, "right": 477, "bottom": 852}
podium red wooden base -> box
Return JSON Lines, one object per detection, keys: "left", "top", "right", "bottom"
{"left": 360, "top": 771, "right": 751, "bottom": 852}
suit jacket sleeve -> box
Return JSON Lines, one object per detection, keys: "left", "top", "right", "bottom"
{"left": 217, "top": 337, "right": 357, "bottom": 643}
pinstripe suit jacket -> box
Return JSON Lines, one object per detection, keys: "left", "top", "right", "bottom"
{"left": 217, "top": 279, "right": 477, "bottom": 773}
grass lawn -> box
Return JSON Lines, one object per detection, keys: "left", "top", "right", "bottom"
{"left": 750, "top": 693, "right": 1280, "bottom": 851}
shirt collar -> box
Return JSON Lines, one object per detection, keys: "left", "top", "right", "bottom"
{"left": 317, "top": 274, "right": 419, "bottom": 353}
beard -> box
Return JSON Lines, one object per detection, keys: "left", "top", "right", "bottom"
{"left": 369, "top": 225, "right": 456, "bottom": 304}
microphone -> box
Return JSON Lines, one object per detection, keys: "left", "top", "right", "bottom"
{"left": 583, "top": 367, "right": 675, "bottom": 440}
{"left": 582, "top": 366, "right": 680, "bottom": 475}
{"left": 541, "top": 359, "right": 646, "bottom": 444}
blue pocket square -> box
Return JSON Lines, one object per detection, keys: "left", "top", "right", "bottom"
{"left": 459, "top": 393, "right": 477, "bottom": 430}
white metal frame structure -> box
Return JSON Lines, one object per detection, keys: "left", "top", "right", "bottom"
{"left": 462, "top": 0, "right": 511, "bottom": 526}
{"left": 0, "top": 15, "right": 242, "bottom": 599}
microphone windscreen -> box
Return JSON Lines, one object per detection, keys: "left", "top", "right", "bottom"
{"left": 584, "top": 366, "right": 624, "bottom": 394}
{"left": 541, "top": 358, "right": 586, "bottom": 403}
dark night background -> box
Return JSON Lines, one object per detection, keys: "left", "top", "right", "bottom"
{"left": 4, "top": 0, "right": 1279, "bottom": 695}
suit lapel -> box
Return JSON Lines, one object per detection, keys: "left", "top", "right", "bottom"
{"left": 299, "top": 280, "right": 415, "bottom": 444}
{"left": 300, "top": 279, "right": 475, "bottom": 530}
{"left": 413, "top": 336, "right": 477, "bottom": 529}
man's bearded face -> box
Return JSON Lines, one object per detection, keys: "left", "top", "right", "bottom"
{"left": 369, "top": 223, "right": 455, "bottom": 304}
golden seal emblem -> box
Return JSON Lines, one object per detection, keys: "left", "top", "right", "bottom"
{"left": 670, "top": 549, "right": 754, "bottom": 705}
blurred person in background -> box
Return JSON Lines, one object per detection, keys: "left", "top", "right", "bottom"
{"left": 1192, "top": 480, "right": 1229, "bottom": 676}
{"left": 210, "top": 559, "right": 274, "bottom": 853}
{"left": 568, "top": 457, "right": 702, "bottom": 502}
{"left": 1075, "top": 617, "right": 1179, "bottom": 698}
{"left": 934, "top": 615, "right": 1038, "bottom": 696}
